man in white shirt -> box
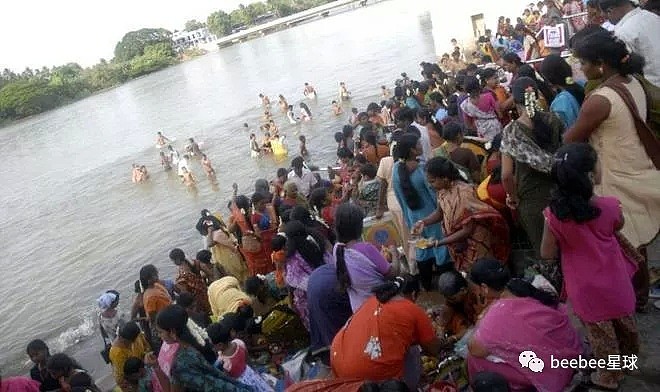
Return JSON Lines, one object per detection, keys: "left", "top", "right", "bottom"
{"left": 600, "top": 0, "right": 660, "bottom": 86}
{"left": 396, "top": 107, "right": 431, "bottom": 162}
{"left": 411, "top": 120, "right": 433, "bottom": 163}
{"left": 287, "top": 156, "right": 317, "bottom": 198}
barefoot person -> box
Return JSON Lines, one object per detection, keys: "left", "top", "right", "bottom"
{"left": 181, "top": 167, "right": 196, "bottom": 187}
{"left": 131, "top": 164, "right": 140, "bottom": 183}
{"left": 303, "top": 82, "right": 317, "bottom": 99}
{"left": 278, "top": 94, "right": 289, "bottom": 113}
{"left": 332, "top": 100, "right": 344, "bottom": 116}
{"left": 201, "top": 154, "right": 216, "bottom": 181}
{"left": 258, "top": 93, "right": 271, "bottom": 106}
{"left": 160, "top": 151, "right": 172, "bottom": 171}
{"left": 156, "top": 131, "right": 171, "bottom": 147}
{"left": 185, "top": 138, "right": 202, "bottom": 157}
{"left": 338, "top": 82, "right": 351, "bottom": 101}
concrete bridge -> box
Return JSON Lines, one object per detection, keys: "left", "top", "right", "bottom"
{"left": 216, "top": 0, "right": 369, "bottom": 48}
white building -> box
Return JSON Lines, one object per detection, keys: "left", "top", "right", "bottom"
{"left": 172, "top": 28, "right": 217, "bottom": 52}
{"left": 426, "top": 0, "right": 530, "bottom": 57}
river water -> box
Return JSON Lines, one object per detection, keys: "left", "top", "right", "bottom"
{"left": 0, "top": 0, "right": 439, "bottom": 381}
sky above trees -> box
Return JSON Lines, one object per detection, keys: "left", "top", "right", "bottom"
{"left": 1, "top": 0, "right": 246, "bottom": 70}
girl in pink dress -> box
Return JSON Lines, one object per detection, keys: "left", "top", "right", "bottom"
{"left": 541, "top": 143, "right": 639, "bottom": 391}
{"left": 208, "top": 322, "right": 274, "bottom": 391}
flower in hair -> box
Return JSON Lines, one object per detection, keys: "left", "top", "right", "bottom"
{"left": 523, "top": 86, "right": 542, "bottom": 119}
{"left": 565, "top": 77, "right": 574, "bottom": 85}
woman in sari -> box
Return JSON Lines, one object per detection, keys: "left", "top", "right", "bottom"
{"left": 140, "top": 264, "right": 173, "bottom": 351}
{"left": 170, "top": 249, "right": 210, "bottom": 316}
{"left": 392, "top": 133, "right": 449, "bottom": 290}
{"left": 147, "top": 305, "right": 252, "bottom": 392}
{"left": 207, "top": 276, "right": 251, "bottom": 321}
{"left": 565, "top": 28, "right": 660, "bottom": 310}
{"left": 467, "top": 259, "right": 582, "bottom": 391}
{"left": 205, "top": 214, "right": 249, "bottom": 284}
{"left": 251, "top": 191, "right": 278, "bottom": 260}
{"left": 460, "top": 76, "right": 503, "bottom": 142}
{"left": 414, "top": 157, "right": 509, "bottom": 273}
{"left": 500, "top": 77, "right": 564, "bottom": 256}
{"left": 333, "top": 203, "right": 393, "bottom": 312}
{"left": 230, "top": 194, "right": 273, "bottom": 276}
{"left": 331, "top": 276, "right": 442, "bottom": 390}
{"left": 284, "top": 220, "right": 328, "bottom": 330}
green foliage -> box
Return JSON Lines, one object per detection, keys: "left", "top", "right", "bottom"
{"left": 114, "top": 28, "right": 173, "bottom": 62}
{"left": 0, "top": 79, "right": 63, "bottom": 118}
{"left": 1, "top": 29, "right": 176, "bottom": 121}
{"left": 184, "top": 19, "right": 206, "bottom": 31}
{"left": 207, "top": 10, "right": 233, "bottom": 37}
{"left": 127, "top": 43, "right": 176, "bottom": 78}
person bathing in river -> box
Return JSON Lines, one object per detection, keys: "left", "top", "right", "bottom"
{"left": 167, "top": 145, "right": 180, "bottom": 165}
{"left": 131, "top": 164, "right": 140, "bottom": 183}
{"left": 160, "top": 151, "right": 172, "bottom": 171}
{"left": 181, "top": 167, "right": 196, "bottom": 187}
{"left": 258, "top": 93, "right": 270, "bottom": 106}
{"left": 177, "top": 154, "right": 190, "bottom": 177}
{"left": 298, "top": 135, "right": 309, "bottom": 157}
{"left": 303, "top": 82, "right": 317, "bottom": 98}
{"left": 329, "top": 100, "right": 342, "bottom": 116}
{"left": 201, "top": 154, "right": 216, "bottom": 181}
{"left": 138, "top": 166, "right": 149, "bottom": 182}
{"left": 284, "top": 105, "right": 297, "bottom": 124}
{"left": 278, "top": 94, "right": 288, "bottom": 113}
{"left": 156, "top": 131, "right": 170, "bottom": 147}
{"left": 381, "top": 85, "right": 391, "bottom": 98}
{"left": 338, "top": 81, "right": 351, "bottom": 101}
{"left": 299, "top": 102, "right": 312, "bottom": 121}
{"left": 249, "top": 134, "right": 261, "bottom": 158}
{"left": 185, "top": 138, "right": 202, "bottom": 157}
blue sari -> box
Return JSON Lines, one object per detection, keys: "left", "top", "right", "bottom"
{"left": 392, "top": 161, "right": 449, "bottom": 266}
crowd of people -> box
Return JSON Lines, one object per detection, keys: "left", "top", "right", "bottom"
{"left": 5, "top": 1, "right": 659, "bottom": 392}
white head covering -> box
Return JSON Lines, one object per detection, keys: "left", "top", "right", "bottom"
{"left": 97, "top": 292, "right": 118, "bottom": 311}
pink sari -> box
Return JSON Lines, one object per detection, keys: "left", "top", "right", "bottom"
{"left": 152, "top": 341, "right": 179, "bottom": 392}
{"left": 1, "top": 377, "right": 40, "bottom": 392}
{"left": 468, "top": 297, "right": 582, "bottom": 392}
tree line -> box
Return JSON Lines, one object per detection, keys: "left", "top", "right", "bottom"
{"left": 0, "top": 0, "right": 337, "bottom": 122}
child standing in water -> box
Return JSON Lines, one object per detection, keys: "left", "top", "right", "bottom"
{"left": 201, "top": 154, "right": 216, "bottom": 181}
{"left": 181, "top": 167, "right": 196, "bottom": 187}
{"left": 298, "top": 135, "right": 309, "bottom": 157}
{"left": 332, "top": 100, "right": 344, "bottom": 116}
{"left": 286, "top": 105, "right": 298, "bottom": 124}
{"left": 338, "top": 81, "right": 351, "bottom": 101}
{"left": 541, "top": 143, "right": 639, "bottom": 391}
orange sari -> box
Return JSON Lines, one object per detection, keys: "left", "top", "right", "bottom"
{"left": 231, "top": 202, "right": 273, "bottom": 276}
{"left": 437, "top": 182, "right": 509, "bottom": 272}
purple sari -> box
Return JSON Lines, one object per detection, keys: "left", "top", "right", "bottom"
{"left": 285, "top": 252, "right": 329, "bottom": 330}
